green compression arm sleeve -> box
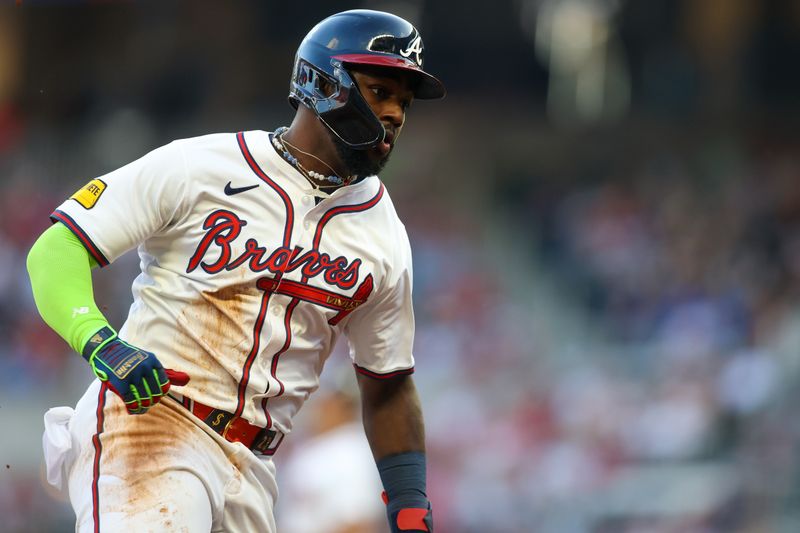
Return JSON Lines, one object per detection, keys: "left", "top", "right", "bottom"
{"left": 27, "top": 222, "right": 111, "bottom": 354}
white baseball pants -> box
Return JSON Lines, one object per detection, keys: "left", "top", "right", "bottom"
{"left": 43, "top": 380, "right": 278, "bottom": 532}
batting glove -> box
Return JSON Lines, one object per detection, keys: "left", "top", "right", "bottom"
{"left": 82, "top": 326, "right": 190, "bottom": 415}
{"left": 382, "top": 491, "right": 433, "bottom": 532}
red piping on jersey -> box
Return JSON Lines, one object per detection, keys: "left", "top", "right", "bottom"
{"left": 233, "top": 289, "right": 273, "bottom": 419}
{"left": 272, "top": 298, "right": 301, "bottom": 398}
{"left": 91, "top": 383, "right": 108, "bottom": 533}
{"left": 236, "top": 131, "right": 294, "bottom": 249}
{"left": 353, "top": 363, "right": 415, "bottom": 379}
{"left": 312, "top": 184, "right": 385, "bottom": 249}
{"left": 51, "top": 210, "right": 110, "bottom": 267}
{"left": 234, "top": 131, "right": 295, "bottom": 418}
{"left": 261, "top": 184, "right": 385, "bottom": 423}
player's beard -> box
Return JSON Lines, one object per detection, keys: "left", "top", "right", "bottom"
{"left": 329, "top": 131, "right": 390, "bottom": 179}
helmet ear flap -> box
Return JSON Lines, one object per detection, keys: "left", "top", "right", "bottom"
{"left": 290, "top": 60, "right": 336, "bottom": 109}
{"left": 290, "top": 59, "right": 385, "bottom": 148}
{"left": 299, "top": 62, "right": 336, "bottom": 98}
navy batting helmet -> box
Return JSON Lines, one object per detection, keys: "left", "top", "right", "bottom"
{"left": 289, "top": 9, "right": 446, "bottom": 149}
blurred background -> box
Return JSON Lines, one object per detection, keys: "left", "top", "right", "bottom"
{"left": 1, "top": 0, "right": 799, "bottom": 531}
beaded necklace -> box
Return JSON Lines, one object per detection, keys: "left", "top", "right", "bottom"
{"left": 270, "top": 127, "right": 354, "bottom": 188}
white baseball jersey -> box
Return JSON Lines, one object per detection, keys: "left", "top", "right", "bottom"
{"left": 52, "top": 130, "right": 416, "bottom": 440}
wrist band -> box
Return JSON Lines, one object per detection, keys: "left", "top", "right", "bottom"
{"left": 377, "top": 451, "right": 428, "bottom": 505}
{"left": 81, "top": 325, "right": 116, "bottom": 361}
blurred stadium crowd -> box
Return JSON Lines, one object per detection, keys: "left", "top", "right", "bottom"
{"left": 1, "top": 1, "right": 800, "bottom": 532}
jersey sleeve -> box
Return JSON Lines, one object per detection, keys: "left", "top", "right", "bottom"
{"left": 344, "top": 226, "right": 415, "bottom": 378}
{"left": 50, "top": 141, "right": 190, "bottom": 266}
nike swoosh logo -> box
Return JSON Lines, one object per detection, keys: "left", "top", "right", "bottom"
{"left": 224, "top": 181, "right": 259, "bottom": 196}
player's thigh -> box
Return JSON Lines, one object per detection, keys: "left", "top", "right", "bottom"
{"left": 215, "top": 451, "right": 278, "bottom": 533}
{"left": 76, "top": 469, "right": 213, "bottom": 533}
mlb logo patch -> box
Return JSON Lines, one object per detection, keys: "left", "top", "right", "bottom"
{"left": 71, "top": 178, "right": 107, "bottom": 209}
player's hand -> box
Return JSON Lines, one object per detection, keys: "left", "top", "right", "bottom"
{"left": 382, "top": 491, "right": 433, "bottom": 532}
{"left": 82, "top": 326, "right": 190, "bottom": 415}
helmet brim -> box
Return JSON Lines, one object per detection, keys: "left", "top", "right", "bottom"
{"left": 333, "top": 54, "right": 446, "bottom": 100}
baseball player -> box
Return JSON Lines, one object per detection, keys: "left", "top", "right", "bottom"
{"left": 27, "top": 9, "right": 444, "bottom": 532}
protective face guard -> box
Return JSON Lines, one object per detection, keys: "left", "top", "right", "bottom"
{"left": 292, "top": 59, "right": 385, "bottom": 149}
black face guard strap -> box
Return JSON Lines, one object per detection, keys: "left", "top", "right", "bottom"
{"left": 293, "top": 60, "right": 385, "bottom": 149}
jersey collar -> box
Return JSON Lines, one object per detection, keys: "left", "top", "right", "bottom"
{"left": 247, "top": 130, "right": 379, "bottom": 202}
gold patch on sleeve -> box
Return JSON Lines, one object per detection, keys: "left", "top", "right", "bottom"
{"left": 71, "top": 179, "right": 107, "bottom": 209}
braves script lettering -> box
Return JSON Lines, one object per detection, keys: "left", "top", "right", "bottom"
{"left": 187, "top": 210, "right": 362, "bottom": 290}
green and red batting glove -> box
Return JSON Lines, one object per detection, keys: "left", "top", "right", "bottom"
{"left": 82, "top": 326, "right": 189, "bottom": 415}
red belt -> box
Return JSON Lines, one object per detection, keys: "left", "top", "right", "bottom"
{"left": 169, "top": 393, "right": 283, "bottom": 455}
